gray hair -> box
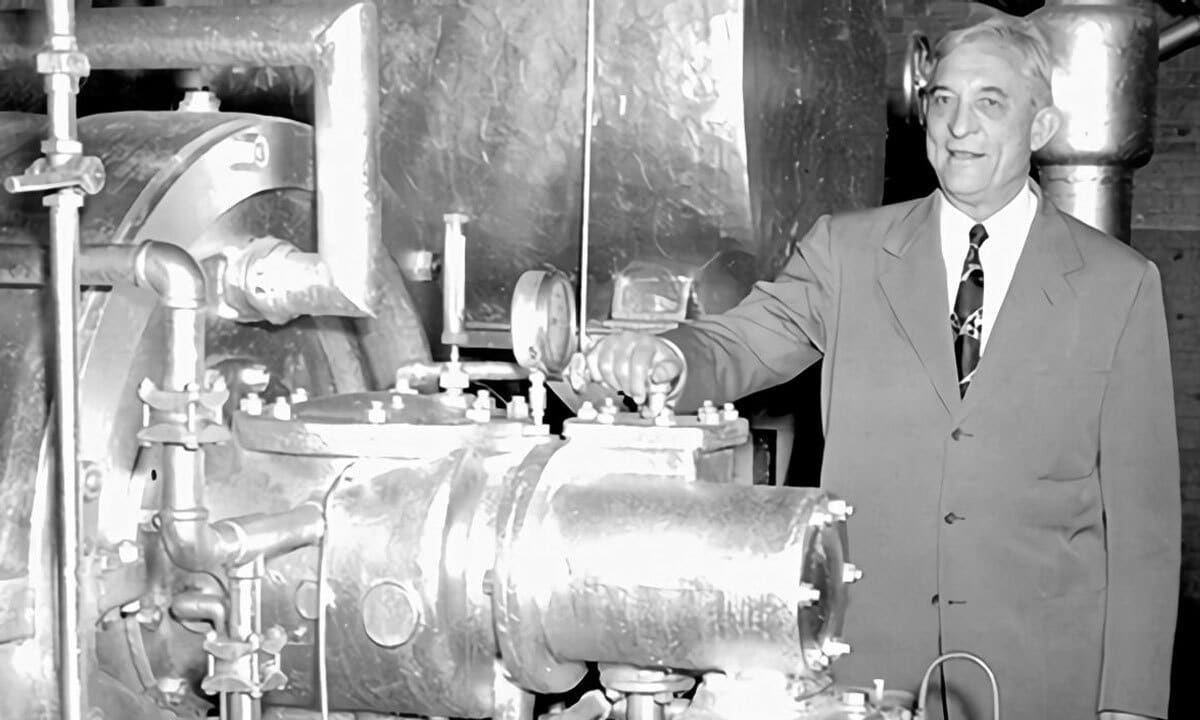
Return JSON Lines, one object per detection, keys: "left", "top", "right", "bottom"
{"left": 930, "top": 15, "right": 1056, "bottom": 109}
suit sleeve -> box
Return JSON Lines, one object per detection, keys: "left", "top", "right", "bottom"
{"left": 1097, "top": 261, "right": 1180, "bottom": 718}
{"left": 660, "top": 215, "right": 837, "bottom": 413}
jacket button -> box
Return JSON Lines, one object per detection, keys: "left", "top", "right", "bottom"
{"left": 931, "top": 593, "right": 939, "bottom": 605}
{"left": 944, "top": 512, "right": 964, "bottom": 524}
{"left": 951, "top": 428, "right": 963, "bottom": 440}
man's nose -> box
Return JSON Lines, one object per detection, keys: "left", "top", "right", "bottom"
{"left": 949, "top": 102, "right": 976, "bottom": 137}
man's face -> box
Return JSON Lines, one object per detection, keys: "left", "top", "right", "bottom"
{"left": 924, "top": 38, "right": 1058, "bottom": 216}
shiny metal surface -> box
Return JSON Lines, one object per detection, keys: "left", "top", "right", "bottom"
{"left": 506, "top": 477, "right": 847, "bottom": 677}
{"left": 1, "top": 2, "right": 386, "bottom": 319}
{"left": 1030, "top": 0, "right": 1159, "bottom": 242}
{"left": 191, "top": 390, "right": 855, "bottom": 718}
{"left": 1, "top": 0, "right": 888, "bottom": 333}
{"left": 1160, "top": 15, "right": 1200, "bottom": 62}
{"left": 0, "top": 109, "right": 428, "bottom": 720}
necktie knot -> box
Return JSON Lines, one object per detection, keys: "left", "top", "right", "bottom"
{"left": 969, "top": 223, "right": 988, "bottom": 249}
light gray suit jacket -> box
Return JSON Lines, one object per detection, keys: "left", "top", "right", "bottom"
{"left": 663, "top": 186, "right": 1180, "bottom": 719}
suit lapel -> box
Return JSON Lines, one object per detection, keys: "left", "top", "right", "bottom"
{"left": 954, "top": 189, "right": 1084, "bottom": 423}
{"left": 878, "top": 192, "right": 961, "bottom": 416}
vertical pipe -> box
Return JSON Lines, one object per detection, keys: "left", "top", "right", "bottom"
{"left": 313, "top": 1, "right": 382, "bottom": 316}
{"left": 49, "top": 190, "right": 84, "bottom": 720}
{"left": 42, "top": 0, "right": 87, "bottom": 711}
{"left": 227, "top": 558, "right": 264, "bottom": 720}
{"left": 440, "top": 213, "right": 468, "bottom": 346}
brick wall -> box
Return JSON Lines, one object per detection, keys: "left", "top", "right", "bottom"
{"left": 1129, "top": 17, "right": 1200, "bottom": 719}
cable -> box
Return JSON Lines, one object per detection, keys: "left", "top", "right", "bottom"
{"left": 316, "top": 460, "right": 357, "bottom": 720}
{"left": 915, "top": 651, "right": 1000, "bottom": 720}
{"left": 578, "top": 0, "right": 598, "bottom": 352}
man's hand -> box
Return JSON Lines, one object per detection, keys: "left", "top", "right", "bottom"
{"left": 584, "top": 332, "right": 684, "bottom": 404}
{"left": 1099, "top": 712, "right": 1158, "bottom": 720}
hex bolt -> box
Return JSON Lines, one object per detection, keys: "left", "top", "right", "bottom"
{"left": 797, "top": 582, "right": 821, "bottom": 607}
{"left": 828, "top": 498, "right": 855, "bottom": 521}
{"left": 82, "top": 463, "right": 104, "bottom": 501}
{"left": 842, "top": 563, "right": 864, "bottom": 584}
{"left": 290, "top": 388, "right": 309, "bottom": 404}
{"left": 116, "top": 540, "right": 141, "bottom": 565}
{"left": 577, "top": 400, "right": 599, "bottom": 421}
{"left": 654, "top": 408, "right": 676, "bottom": 427}
{"left": 391, "top": 393, "right": 406, "bottom": 410}
{"left": 507, "top": 396, "right": 530, "bottom": 420}
{"left": 367, "top": 400, "right": 387, "bottom": 425}
{"left": 271, "top": 397, "right": 292, "bottom": 421}
{"left": 721, "top": 402, "right": 739, "bottom": 422}
{"left": 822, "top": 638, "right": 851, "bottom": 658}
{"left": 809, "top": 510, "right": 832, "bottom": 528}
{"left": 242, "top": 392, "right": 263, "bottom": 416}
{"left": 474, "top": 390, "right": 493, "bottom": 410}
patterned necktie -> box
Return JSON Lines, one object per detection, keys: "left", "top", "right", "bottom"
{"left": 951, "top": 223, "right": 988, "bottom": 396}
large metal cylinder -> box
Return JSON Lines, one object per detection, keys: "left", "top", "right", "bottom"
{"left": 1031, "top": 0, "right": 1159, "bottom": 243}
{"left": 208, "top": 391, "right": 851, "bottom": 718}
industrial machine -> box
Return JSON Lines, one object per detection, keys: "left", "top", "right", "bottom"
{"left": 0, "top": 0, "right": 1187, "bottom": 718}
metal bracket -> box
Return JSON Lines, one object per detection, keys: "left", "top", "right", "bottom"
{"left": 137, "top": 379, "right": 231, "bottom": 450}
{"left": 4, "top": 154, "right": 106, "bottom": 196}
{"left": 201, "top": 625, "right": 289, "bottom": 697}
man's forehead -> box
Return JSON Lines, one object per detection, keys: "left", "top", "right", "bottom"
{"left": 931, "top": 38, "right": 1027, "bottom": 89}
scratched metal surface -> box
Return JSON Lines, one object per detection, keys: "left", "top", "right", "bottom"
{"left": 1, "top": 0, "right": 888, "bottom": 326}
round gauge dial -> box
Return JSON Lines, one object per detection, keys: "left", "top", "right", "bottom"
{"left": 510, "top": 270, "right": 578, "bottom": 375}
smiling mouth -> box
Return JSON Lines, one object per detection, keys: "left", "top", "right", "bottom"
{"left": 948, "top": 150, "right": 984, "bottom": 160}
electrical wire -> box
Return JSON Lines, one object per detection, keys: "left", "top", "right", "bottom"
{"left": 316, "top": 460, "right": 357, "bottom": 720}
{"left": 578, "top": 0, "right": 598, "bottom": 353}
{"left": 915, "top": 651, "right": 1000, "bottom": 720}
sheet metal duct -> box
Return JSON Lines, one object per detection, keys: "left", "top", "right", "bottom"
{"left": 0, "top": 0, "right": 888, "bottom": 336}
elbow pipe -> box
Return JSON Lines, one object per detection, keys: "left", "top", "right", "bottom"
{"left": 1160, "top": 16, "right": 1200, "bottom": 62}
{"left": 133, "top": 240, "right": 204, "bottom": 310}
{"left": 170, "top": 591, "right": 228, "bottom": 633}
{"left": 0, "top": 2, "right": 383, "bottom": 319}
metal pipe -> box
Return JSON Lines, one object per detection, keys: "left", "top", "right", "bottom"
{"left": 1031, "top": 1, "right": 1158, "bottom": 243}
{"left": 171, "top": 591, "right": 229, "bottom": 632}
{"left": 1037, "top": 165, "right": 1132, "bottom": 243}
{"left": 227, "top": 558, "right": 265, "bottom": 720}
{"left": 49, "top": 190, "right": 85, "bottom": 720}
{"left": 210, "top": 502, "right": 326, "bottom": 567}
{"left": 392, "top": 360, "right": 529, "bottom": 392}
{"left": 0, "top": 2, "right": 384, "bottom": 320}
{"left": 1161, "top": 15, "right": 1200, "bottom": 61}
{"left": 35, "top": 0, "right": 89, "bottom": 712}
{"left": 129, "top": 241, "right": 226, "bottom": 573}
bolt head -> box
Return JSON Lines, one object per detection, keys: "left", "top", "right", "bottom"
{"left": 842, "top": 563, "right": 863, "bottom": 584}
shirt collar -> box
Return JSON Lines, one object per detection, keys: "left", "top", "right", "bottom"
{"left": 938, "top": 181, "right": 1036, "bottom": 242}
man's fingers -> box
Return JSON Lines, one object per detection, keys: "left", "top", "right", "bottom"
{"left": 650, "top": 353, "right": 682, "bottom": 384}
{"left": 628, "top": 340, "right": 658, "bottom": 404}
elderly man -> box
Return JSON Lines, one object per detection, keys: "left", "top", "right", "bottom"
{"left": 585, "top": 15, "right": 1179, "bottom": 720}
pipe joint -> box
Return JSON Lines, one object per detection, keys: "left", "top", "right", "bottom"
{"left": 216, "top": 235, "right": 371, "bottom": 325}
{"left": 209, "top": 502, "right": 326, "bottom": 566}
{"left": 134, "top": 240, "right": 205, "bottom": 310}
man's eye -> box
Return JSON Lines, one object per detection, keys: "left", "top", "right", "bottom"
{"left": 980, "top": 98, "right": 1001, "bottom": 108}
{"left": 932, "top": 95, "right": 952, "bottom": 105}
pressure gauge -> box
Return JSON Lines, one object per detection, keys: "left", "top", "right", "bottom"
{"left": 510, "top": 270, "right": 578, "bottom": 375}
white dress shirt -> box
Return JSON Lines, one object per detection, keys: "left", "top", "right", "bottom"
{"left": 939, "top": 182, "right": 1038, "bottom": 351}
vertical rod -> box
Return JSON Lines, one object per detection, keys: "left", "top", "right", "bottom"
{"left": 577, "top": 0, "right": 598, "bottom": 351}
{"left": 49, "top": 191, "right": 84, "bottom": 720}
{"left": 44, "top": 0, "right": 87, "bottom": 712}
{"left": 227, "top": 558, "right": 264, "bottom": 720}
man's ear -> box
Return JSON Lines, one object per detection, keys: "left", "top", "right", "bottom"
{"left": 1030, "top": 104, "right": 1062, "bottom": 152}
